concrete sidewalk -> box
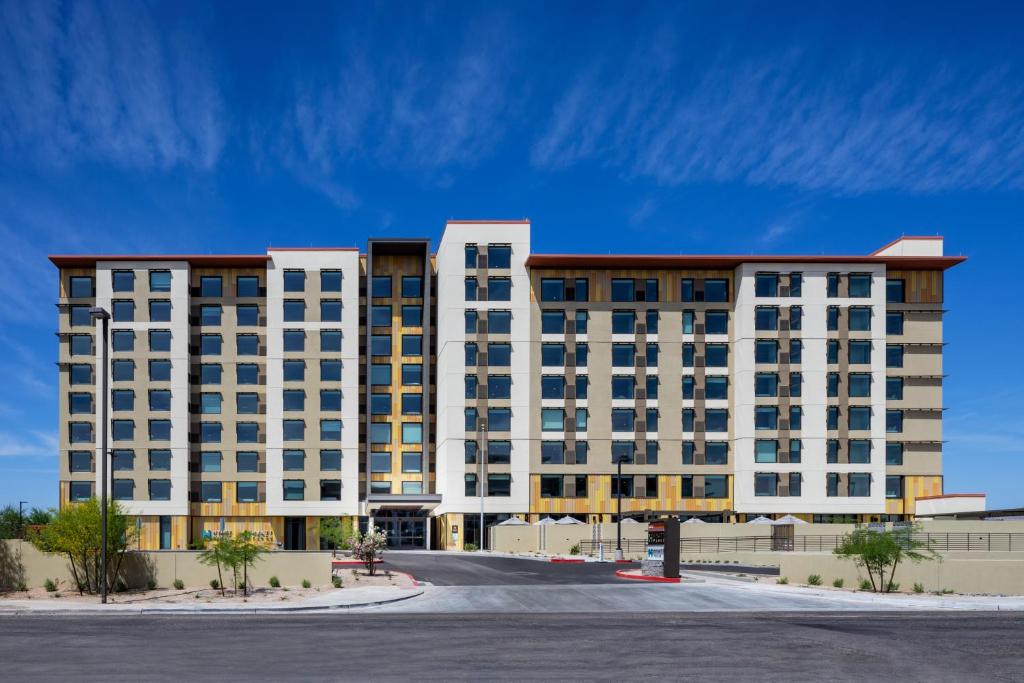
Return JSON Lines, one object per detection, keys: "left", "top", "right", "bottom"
{"left": 0, "top": 586, "right": 423, "bottom": 615}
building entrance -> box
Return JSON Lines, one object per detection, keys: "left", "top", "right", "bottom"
{"left": 373, "top": 510, "right": 427, "bottom": 549}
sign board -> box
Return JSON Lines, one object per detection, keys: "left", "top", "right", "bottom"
{"left": 643, "top": 518, "right": 680, "bottom": 579}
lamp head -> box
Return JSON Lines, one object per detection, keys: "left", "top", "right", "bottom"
{"left": 89, "top": 307, "right": 111, "bottom": 320}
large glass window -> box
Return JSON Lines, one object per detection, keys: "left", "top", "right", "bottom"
{"left": 706, "top": 344, "right": 728, "bottom": 367}
{"left": 612, "top": 344, "right": 635, "bottom": 367}
{"left": 706, "top": 442, "right": 728, "bottom": 465}
{"left": 755, "top": 373, "right": 778, "bottom": 397}
{"left": 849, "top": 439, "right": 871, "bottom": 464}
{"left": 704, "top": 475, "right": 728, "bottom": 498}
{"left": 755, "top": 439, "right": 777, "bottom": 463}
{"left": 111, "top": 390, "right": 133, "bottom": 411}
{"left": 321, "top": 420, "right": 342, "bottom": 441}
{"left": 755, "top": 273, "right": 778, "bottom": 297}
{"left": 321, "top": 360, "right": 342, "bottom": 381}
{"left": 237, "top": 334, "right": 259, "bottom": 355}
{"left": 611, "top": 279, "right": 635, "bottom": 302}
{"left": 240, "top": 363, "right": 261, "bottom": 384}
{"left": 886, "top": 442, "right": 904, "bottom": 465}
{"left": 237, "top": 305, "right": 259, "bottom": 326}
{"left": 754, "top": 340, "right": 777, "bottom": 364}
{"left": 283, "top": 270, "right": 305, "bottom": 292}
{"left": 886, "top": 377, "right": 904, "bottom": 400}
{"left": 849, "top": 307, "right": 872, "bottom": 331}
{"left": 237, "top": 451, "right": 259, "bottom": 472}
{"left": 200, "top": 364, "right": 222, "bottom": 384}
{"left": 402, "top": 363, "right": 422, "bottom": 385}
{"left": 149, "top": 480, "right": 172, "bottom": 500}
{"left": 321, "top": 450, "right": 342, "bottom": 471}
{"left": 321, "top": 330, "right": 342, "bottom": 352}
{"left": 283, "top": 481, "right": 305, "bottom": 501}
{"left": 320, "top": 300, "right": 342, "bottom": 322}
{"left": 705, "top": 311, "right": 728, "bottom": 335}
{"left": 754, "top": 407, "right": 777, "bottom": 430}
{"left": 283, "top": 390, "right": 305, "bottom": 411}
{"left": 464, "top": 278, "right": 478, "bottom": 301}
{"left": 886, "top": 409, "right": 903, "bottom": 433}
{"left": 488, "top": 375, "right": 511, "bottom": 399}
{"left": 236, "top": 393, "right": 258, "bottom": 414}
{"left": 111, "top": 330, "right": 133, "bottom": 352}
{"left": 849, "top": 406, "right": 872, "bottom": 430}
{"left": 69, "top": 276, "right": 95, "bottom": 298}
{"left": 849, "top": 340, "right": 872, "bottom": 364}
{"left": 149, "top": 389, "right": 171, "bottom": 411}
{"left": 321, "top": 390, "right": 342, "bottom": 411}
{"left": 320, "top": 270, "right": 341, "bottom": 293}
{"left": 69, "top": 392, "right": 93, "bottom": 414}
{"left": 541, "top": 408, "right": 565, "bottom": 431}
{"left": 754, "top": 473, "right": 778, "bottom": 497}
{"left": 886, "top": 279, "right": 905, "bottom": 303}
{"left": 611, "top": 311, "right": 635, "bottom": 334}
{"left": 704, "top": 279, "right": 728, "bottom": 302}
{"left": 283, "top": 300, "right": 305, "bottom": 322}
{"left": 488, "top": 277, "right": 511, "bottom": 301}
{"left": 488, "top": 310, "right": 512, "bottom": 333}
{"left": 848, "top": 274, "right": 872, "bottom": 298}
{"left": 540, "top": 278, "right": 565, "bottom": 302}
{"left": 849, "top": 373, "right": 871, "bottom": 397}
{"left": 402, "top": 334, "right": 422, "bottom": 356}
{"left": 283, "top": 420, "right": 305, "bottom": 441}
{"left": 541, "top": 343, "right": 565, "bottom": 366}
{"left": 237, "top": 275, "right": 260, "bottom": 297}
{"left": 611, "top": 376, "right": 635, "bottom": 399}
{"left": 283, "top": 450, "right": 305, "bottom": 470}
{"left": 487, "top": 343, "right": 511, "bottom": 366}
{"left": 401, "top": 393, "right": 422, "bottom": 415}
{"left": 848, "top": 473, "right": 871, "bottom": 497}
{"left": 886, "top": 312, "right": 904, "bottom": 335}
{"left": 755, "top": 306, "right": 778, "bottom": 330}
{"left": 150, "top": 450, "right": 172, "bottom": 471}
{"left": 706, "top": 375, "right": 728, "bottom": 400}
{"left": 487, "top": 408, "right": 511, "bottom": 431}
{"left": 112, "top": 300, "right": 135, "bottom": 322}
{"left": 611, "top": 409, "right": 634, "bottom": 432}
{"left": 541, "top": 310, "right": 565, "bottom": 334}
{"left": 886, "top": 344, "right": 904, "bottom": 368}
{"left": 200, "top": 334, "right": 222, "bottom": 356}
{"left": 200, "top": 451, "right": 222, "bottom": 472}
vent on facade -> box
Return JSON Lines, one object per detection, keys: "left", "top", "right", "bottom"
{"left": 779, "top": 285, "right": 790, "bottom": 297}
{"left": 780, "top": 319, "right": 790, "bottom": 332}
{"left": 258, "top": 286, "right": 267, "bottom": 297}
{"left": 477, "top": 353, "right": 487, "bottom": 367}
{"left": 779, "top": 421, "right": 789, "bottom": 431}
{"left": 779, "top": 387, "right": 790, "bottom": 398}
{"left": 259, "top": 316, "right": 268, "bottom": 326}
{"left": 635, "top": 356, "right": 646, "bottom": 368}
{"left": 565, "top": 386, "right": 576, "bottom": 400}
{"left": 694, "top": 323, "right": 705, "bottom": 335}
{"left": 694, "top": 388, "right": 705, "bottom": 401}
{"left": 635, "top": 389, "right": 646, "bottom": 400}
{"left": 695, "top": 356, "right": 705, "bottom": 368}
{"left": 635, "top": 290, "right": 645, "bottom": 302}
{"left": 565, "top": 320, "right": 575, "bottom": 335}
{"left": 477, "top": 287, "right": 487, "bottom": 301}
{"left": 477, "top": 254, "right": 488, "bottom": 270}
{"left": 477, "top": 320, "right": 487, "bottom": 334}
{"left": 636, "top": 323, "right": 646, "bottom": 335}
{"left": 566, "top": 286, "right": 576, "bottom": 300}
{"left": 779, "top": 353, "right": 790, "bottom": 365}
{"left": 566, "top": 353, "right": 576, "bottom": 366}
{"left": 694, "top": 421, "right": 705, "bottom": 431}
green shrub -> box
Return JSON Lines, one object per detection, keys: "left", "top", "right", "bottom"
{"left": 146, "top": 579, "right": 157, "bottom": 590}
{"left": 210, "top": 578, "right": 220, "bottom": 590}
{"left": 886, "top": 581, "right": 900, "bottom": 593}
{"left": 939, "top": 588, "right": 954, "bottom": 595}
{"left": 776, "top": 577, "right": 789, "bottom": 585}
{"left": 464, "top": 543, "right": 478, "bottom": 552}
{"left": 832, "top": 578, "right": 844, "bottom": 588}
{"left": 913, "top": 582, "right": 924, "bottom": 594}
{"left": 859, "top": 579, "right": 872, "bottom": 591}
{"left": 332, "top": 576, "right": 343, "bottom": 588}
{"left": 302, "top": 579, "right": 311, "bottom": 589}
{"left": 173, "top": 579, "right": 185, "bottom": 590}
{"left": 569, "top": 543, "right": 581, "bottom": 555}
{"left": 44, "top": 578, "right": 57, "bottom": 592}
{"left": 114, "top": 579, "right": 127, "bottom": 593}
{"left": 807, "top": 574, "right": 822, "bottom": 586}
{"left": 269, "top": 576, "right": 281, "bottom": 588}
{"left": 16, "top": 580, "right": 27, "bottom": 592}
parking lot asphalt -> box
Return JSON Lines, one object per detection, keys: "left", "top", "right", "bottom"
{"left": 381, "top": 551, "right": 636, "bottom": 585}
{"left": 3, "top": 612, "right": 1022, "bottom": 681}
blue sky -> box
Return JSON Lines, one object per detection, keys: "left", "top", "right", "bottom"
{"left": 1, "top": 0, "right": 1022, "bottom": 509}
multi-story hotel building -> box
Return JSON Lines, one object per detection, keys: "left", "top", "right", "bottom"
{"left": 51, "top": 222, "right": 964, "bottom": 550}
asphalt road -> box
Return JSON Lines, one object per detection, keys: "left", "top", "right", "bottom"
{"left": 2, "top": 612, "right": 1022, "bottom": 681}
{"left": 382, "top": 551, "right": 636, "bottom": 585}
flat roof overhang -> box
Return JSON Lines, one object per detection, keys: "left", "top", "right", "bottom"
{"left": 365, "top": 494, "right": 443, "bottom": 514}
{"left": 525, "top": 254, "right": 967, "bottom": 271}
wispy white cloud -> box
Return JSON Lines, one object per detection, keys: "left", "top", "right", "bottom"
{"left": 532, "top": 37, "right": 1024, "bottom": 194}
{"left": 0, "top": 0, "right": 225, "bottom": 170}
{"left": 0, "top": 429, "right": 57, "bottom": 458}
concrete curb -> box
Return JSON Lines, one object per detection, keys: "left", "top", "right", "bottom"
{"left": 0, "top": 588, "right": 425, "bottom": 616}
{"left": 615, "top": 569, "right": 682, "bottom": 584}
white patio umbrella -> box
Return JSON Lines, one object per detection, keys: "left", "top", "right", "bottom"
{"left": 555, "top": 516, "right": 585, "bottom": 525}
{"left": 773, "top": 514, "right": 809, "bottom": 525}
{"left": 682, "top": 517, "right": 707, "bottom": 524}
{"left": 497, "top": 517, "right": 529, "bottom": 526}
{"left": 620, "top": 518, "right": 641, "bottom": 524}
{"left": 534, "top": 516, "right": 557, "bottom": 525}
{"left": 746, "top": 516, "right": 775, "bottom": 524}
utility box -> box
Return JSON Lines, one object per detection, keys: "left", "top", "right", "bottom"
{"left": 642, "top": 518, "right": 680, "bottom": 579}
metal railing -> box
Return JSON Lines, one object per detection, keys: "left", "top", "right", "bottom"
{"left": 579, "top": 539, "right": 647, "bottom": 555}
{"left": 679, "top": 533, "right": 1024, "bottom": 554}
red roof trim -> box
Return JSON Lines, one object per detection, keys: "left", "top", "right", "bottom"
{"left": 267, "top": 247, "right": 360, "bottom": 252}
{"left": 49, "top": 254, "right": 270, "bottom": 267}
{"left": 524, "top": 254, "right": 966, "bottom": 270}
{"left": 869, "top": 235, "right": 945, "bottom": 256}
{"left": 916, "top": 493, "right": 986, "bottom": 501}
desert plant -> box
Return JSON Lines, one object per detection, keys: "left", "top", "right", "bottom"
{"left": 887, "top": 581, "right": 900, "bottom": 592}
{"left": 464, "top": 542, "right": 479, "bottom": 552}
{"left": 173, "top": 579, "right": 184, "bottom": 590}
{"left": 808, "top": 574, "right": 822, "bottom": 586}
{"left": 269, "top": 576, "right": 281, "bottom": 588}
{"left": 348, "top": 526, "right": 388, "bottom": 576}
{"left": 114, "top": 579, "right": 127, "bottom": 593}
{"left": 859, "top": 579, "right": 872, "bottom": 590}
{"left": 44, "top": 578, "right": 58, "bottom": 592}
{"left": 569, "top": 543, "right": 581, "bottom": 555}
{"left": 939, "top": 588, "right": 954, "bottom": 595}
{"left": 146, "top": 579, "right": 157, "bottom": 590}
{"left": 834, "top": 524, "right": 935, "bottom": 593}
{"left": 913, "top": 582, "right": 924, "bottom": 593}
{"left": 332, "top": 575, "right": 343, "bottom": 588}
{"left": 832, "top": 578, "right": 844, "bottom": 588}
{"left": 210, "top": 578, "right": 220, "bottom": 590}
{"left": 302, "top": 579, "right": 312, "bottom": 589}
{"left": 777, "top": 577, "right": 789, "bottom": 585}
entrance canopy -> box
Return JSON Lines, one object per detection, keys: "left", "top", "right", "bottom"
{"left": 365, "top": 493, "right": 442, "bottom": 515}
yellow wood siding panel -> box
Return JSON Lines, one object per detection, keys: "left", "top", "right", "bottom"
{"left": 530, "top": 475, "right": 732, "bottom": 515}
{"left": 888, "top": 270, "right": 942, "bottom": 304}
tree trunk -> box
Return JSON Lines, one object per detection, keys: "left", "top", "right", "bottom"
{"left": 216, "top": 561, "right": 225, "bottom": 596}
{"left": 886, "top": 559, "right": 899, "bottom": 593}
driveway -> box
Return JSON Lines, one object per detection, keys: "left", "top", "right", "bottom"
{"left": 381, "top": 551, "right": 635, "bottom": 586}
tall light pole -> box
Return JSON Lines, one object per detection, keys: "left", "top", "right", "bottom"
{"left": 90, "top": 306, "right": 110, "bottom": 604}
{"left": 615, "top": 454, "right": 626, "bottom": 561}
{"left": 478, "top": 420, "right": 487, "bottom": 550}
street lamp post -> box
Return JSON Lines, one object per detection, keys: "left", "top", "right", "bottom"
{"left": 615, "top": 455, "right": 625, "bottom": 561}
{"left": 478, "top": 420, "right": 487, "bottom": 550}
{"left": 90, "top": 306, "right": 110, "bottom": 604}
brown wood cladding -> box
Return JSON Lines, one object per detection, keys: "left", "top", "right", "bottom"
{"left": 888, "top": 270, "right": 943, "bottom": 304}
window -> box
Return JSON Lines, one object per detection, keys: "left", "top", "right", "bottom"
{"left": 789, "top": 372, "right": 802, "bottom": 397}
{"left": 827, "top": 273, "right": 840, "bottom": 298}
{"left": 886, "top": 312, "right": 904, "bottom": 335}
{"left": 487, "top": 408, "right": 511, "bottom": 431}
{"left": 754, "top": 340, "right": 777, "bottom": 364}
{"left": 705, "top": 311, "right": 728, "bottom": 335}
{"left": 69, "top": 334, "right": 93, "bottom": 356}
{"left": 464, "top": 441, "right": 478, "bottom": 464}
{"left": 239, "top": 363, "right": 261, "bottom": 384}
{"left": 541, "top": 343, "right": 565, "bottom": 367}
{"left": 755, "top": 406, "right": 777, "bottom": 430}
{"left": 827, "top": 407, "right": 840, "bottom": 431}
{"left": 680, "top": 310, "right": 695, "bottom": 335}
{"left": 112, "top": 300, "right": 134, "bottom": 322}
{"left": 682, "top": 408, "right": 695, "bottom": 432}
{"left": 369, "top": 305, "right": 391, "bottom": 327}
{"left": 645, "top": 340, "right": 658, "bottom": 366}
{"left": 827, "top": 340, "right": 839, "bottom": 364}
{"left": 320, "top": 300, "right": 342, "bottom": 322}
{"left": 886, "top": 279, "right": 905, "bottom": 303}
{"left": 611, "top": 475, "right": 634, "bottom": 497}
{"left": 755, "top": 273, "right": 778, "bottom": 297}
{"left": 321, "top": 390, "right": 342, "bottom": 411}
{"left": 198, "top": 304, "right": 221, "bottom": 326}
{"left": 284, "top": 360, "right": 303, "bottom": 382}
{"left": 237, "top": 334, "right": 260, "bottom": 355}
{"left": 488, "top": 375, "right": 511, "bottom": 399}
{"left": 364, "top": 393, "right": 389, "bottom": 416}
{"left": 575, "top": 442, "right": 588, "bottom": 464}
{"left": 611, "top": 279, "right": 635, "bottom": 302}
{"left": 681, "top": 441, "right": 695, "bottom": 465}
{"left": 540, "top": 475, "right": 563, "bottom": 498}
{"left": 236, "top": 482, "right": 259, "bottom": 503}
{"left": 886, "top": 377, "right": 904, "bottom": 400}
{"left": 487, "top": 473, "right": 511, "bottom": 497}
{"left": 885, "top": 475, "right": 903, "bottom": 499}
{"left": 827, "top": 306, "right": 839, "bottom": 331}
{"left": 848, "top": 274, "right": 872, "bottom": 298}
{"left": 541, "top": 441, "right": 565, "bottom": 465}
{"left": 789, "top": 439, "right": 802, "bottom": 463}
{"left": 111, "top": 360, "right": 133, "bottom": 381}
{"left": 401, "top": 363, "right": 422, "bottom": 386}
{"left": 321, "top": 360, "right": 342, "bottom": 381}
{"left": 111, "top": 479, "right": 134, "bottom": 501}
{"left": 488, "top": 277, "right": 512, "bottom": 301}
{"left": 704, "top": 475, "right": 728, "bottom": 498}
{"left": 611, "top": 311, "right": 635, "bottom": 334}
{"left": 681, "top": 278, "right": 694, "bottom": 302}
{"left": 540, "top": 278, "right": 565, "bottom": 302}
{"left": 283, "top": 480, "right": 305, "bottom": 501}
{"left": 755, "top": 373, "right": 778, "bottom": 397}
{"left": 283, "top": 390, "right": 305, "bottom": 411}
{"left": 612, "top": 409, "right": 635, "bottom": 432}
{"left": 706, "top": 375, "right": 728, "bottom": 399}
{"left": 848, "top": 473, "right": 871, "bottom": 497}
{"left": 849, "top": 406, "right": 872, "bottom": 430}
{"left": 236, "top": 393, "right": 258, "bottom": 414}
{"left": 645, "top": 310, "right": 659, "bottom": 334}
{"left": 644, "top": 278, "right": 659, "bottom": 302}
{"left": 237, "top": 275, "right": 260, "bottom": 297}
{"left": 147, "top": 479, "right": 170, "bottom": 501}
{"left": 198, "top": 276, "right": 221, "bottom": 297}
{"left": 69, "top": 276, "right": 94, "bottom": 298}
{"left": 200, "top": 422, "right": 222, "bottom": 443}
{"left": 886, "top": 409, "right": 903, "bottom": 433}
{"left": 886, "top": 442, "right": 904, "bottom": 465}
{"left": 705, "top": 442, "right": 728, "bottom": 465}
{"left": 109, "top": 449, "right": 133, "bottom": 472}
{"left": 401, "top": 422, "right": 422, "bottom": 445}
{"left": 706, "top": 409, "right": 728, "bottom": 432}
{"left": 541, "top": 408, "right": 564, "bottom": 431}
{"left": 149, "top": 389, "right": 171, "bottom": 412}
{"left": 706, "top": 343, "right": 728, "bottom": 367}
{"left": 682, "top": 376, "right": 694, "bottom": 400}
{"left": 237, "top": 451, "right": 259, "bottom": 473}
{"left": 488, "top": 310, "right": 512, "bottom": 333}
{"left": 200, "top": 334, "right": 222, "bottom": 356}
{"left": 886, "top": 344, "right": 904, "bottom": 368}
{"left": 487, "top": 343, "right": 511, "bottom": 367}
{"left": 827, "top": 439, "right": 840, "bottom": 463}
{"left": 283, "top": 450, "right": 305, "bottom": 471}
{"left": 402, "top": 334, "right": 422, "bottom": 356}
{"left": 283, "top": 420, "right": 305, "bottom": 441}
{"left": 646, "top": 376, "right": 659, "bottom": 400}
{"left": 575, "top": 343, "right": 588, "bottom": 366}
{"left": 321, "top": 420, "right": 343, "bottom": 441}
{"left": 541, "top": 310, "right": 564, "bottom": 334}
{"left": 319, "top": 270, "right": 342, "bottom": 293}
{"left": 849, "top": 340, "right": 872, "bottom": 364}
{"left": 69, "top": 305, "right": 92, "bottom": 326}
{"left": 321, "top": 330, "right": 342, "bottom": 352}
{"left": 755, "top": 473, "right": 778, "bottom": 497}
{"left": 849, "top": 439, "right": 871, "bottom": 464}
{"left": 111, "top": 330, "right": 133, "bottom": 352}
{"left": 704, "top": 279, "right": 729, "bottom": 302}
{"left": 200, "top": 363, "right": 222, "bottom": 385}
{"left": 398, "top": 305, "right": 420, "bottom": 327}
{"left": 283, "top": 300, "right": 304, "bottom": 322}
{"left": 69, "top": 392, "right": 93, "bottom": 414}
{"left": 573, "top": 278, "right": 589, "bottom": 302}
{"left": 109, "top": 419, "right": 134, "bottom": 441}
{"left": 401, "top": 393, "right": 422, "bottom": 415}
{"left": 200, "top": 451, "right": 222, "bottom": 473}
{"left": 849, "top": 307, "right": 872, "bottom": 331}
{"left": 849, "top": 373, "right": 871, "bottom": 397}
{"left": 790, "top": 273, "right": 802, "bottom": 297}
{"left": 575, "top": 376, "right": 588, "bottom": 399}
{"left": 321, "top": 450, "right": 342, "bottom": 471}
{"left": 612, "top": 344, "right": 635, "bottom": 367}
{"left": 827, "top": 372, "right": 840, "bottom": 397}
{"left": 278, "top": 330, "right": 304, "bottom": 354}
{"left": 237, "top": 305, "right": 259, "bottom": 326}
{"left": 789, "top": 306, "right": 802, "bottom": 330}
{"left": 369, "top": 334, "right": 391, "bottom": 357}
{"left": 540, "top": 376, "right": 564, "bottom": 399}
{"left": 68, "top": 481, "right": 93, "bottom": 501}
{"left": 464, "top": 278, "right": 479, "bottom": 302}
{"left": 69, "top": 364, "right": 92, "bottom": 385}
{"left": 465, "top": 408, "right": 478, "bottom": 431}
{"left": 283, "top": 270, "right": 305, "bottom": 292}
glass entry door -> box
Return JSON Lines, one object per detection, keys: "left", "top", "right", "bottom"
{"left": 375, "top": 511, "right": 426, "bottom": 548}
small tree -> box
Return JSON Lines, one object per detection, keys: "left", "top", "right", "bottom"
{"left": 29, "top": 498, "right": 135, "bottom": 594}
{"left": 234, "top": 531, "right": 267, "bottom": 597}
{"left": 197, "top": 536, "right": 236, "bottom": 597}
{"left": 834, "top": 525, "right": 935, "bottom": 593}
{"left": 320, "top": 517, "right": 346, "bottom": 555}
{"left": 348, "top": 526, "right": 388, "bottom": 576}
